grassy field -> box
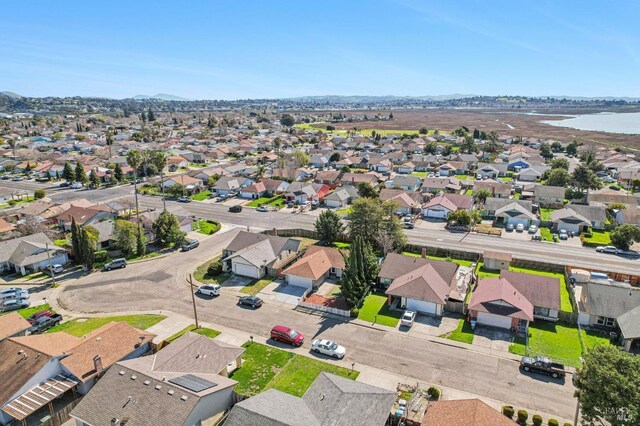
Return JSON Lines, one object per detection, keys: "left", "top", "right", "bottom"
{"left": 230, "top": 342, "right": 295, "bottom": 396}
{"left": 266, "top": 354, "right": 359, "bottom": 397}
{"left": 190, "top": 190, "right": 211, "bottom": 201}
{"left": 357, "top": 293, "right": 402, "bottom": 327}
{"left": 581, "top": 329, "right": 612, "bottom": 350}
{"left": 240, "top": 277, "right": 276, "bottom": 295}
{"left": 540, "top": 208, "right": 554, "bottom": 221}
{"left": 401, "top": 251, "right": 475, "bottom": 267}
{"left": 294, "top": 123, "right": 435, "bottom": 137}
{"left": 581, "top": 230, "right": 611, "bottom": 246}
{"left": 509, "top": 322, "right": 583, "bottom": 367}
{"left": 196, "top": 219, "right": 220, "bottom": 235}
{"left": 410, "top": 171, "right": 428, "bottom": 177}
{"left": 441, "top": 319, "right": 474, "bottom": 344}
{"left": 47, "top": 314, "right": 166, "bottom": 337}
{"left": 165, "top": 324, "right": 221, "bottom": 343}
{"left": 475, "top": 263, "right": 572, "bottom": 312}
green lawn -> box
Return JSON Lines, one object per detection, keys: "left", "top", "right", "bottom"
{"left": 266, "top": 354, "right": 359, "bottom": 397}
{"left": 54, "top": 239, "right": 68, "bottom": 247}
{"left": 581, "top": 329, "right": 612, "bottom": 351}
{"left": 581, "top": 230, "right": 611, "bottom": 246}
{"left": 3, "top": 304, "right": 54, "bottom": 319}
{"left": 240, "top": 277, "right": 276, "bottom": 295}
{"left": 357, "top": 293, "right": 402, "bottom": 327}
{"left": 332, "top": 242, "right": 352, "bottom": 250}
{"left": 540, "top": 227, "right": 555, "bottom": 242}
{"left": 165, "top": 324, "right": 221, "bottom": 343}
{"left": 47, "top": 314, "right": 166, "bottom": 337}
{"left": 247, "top": 195, "right": 284, "bottom": 207}
{"left": 509, "top": 322, "right": 584, "bottom": 367}
{"left": 196, "top": 219, "right": 220, "bottom": 235}
{"left": 194, "top": 256, "right": 229, "bottom": 284}
{"left": 475, "top": 263, "right": 572, "bottom": 312}
{"left": 402, "top": 251, "right": 475, "bottom": 267}
{"left": 410, "top": 171, "right": 428, "bottom": 177}
{"left": 455, "top": 174, "right": 476, "bottom": 181}
{"left": 336, "top": 207, "right": 352, "bottom": 216}
{"left": 441, "top": 319, "right": 474, "bottom": 344}
{"left": 540, "top": 208, "right": 554, "bottom": 221}
{"left": 230, "top": 342, "right": 295, "bottom": 396}
{"left": 190, "top": 190, "right": 211, "bottom": 201}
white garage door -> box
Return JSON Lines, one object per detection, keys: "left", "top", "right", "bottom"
{"left": 506, "top": 217, "right": 529, "bottom": 227}
{"left": 557, "top": 222, "right": 581, "bottom": 233}
{"left": 286, "top": 274, "right": 313, "bottom": 290}
{"left": 477, "top": 312, "right": 512, "bottom": 329}
{"left": 233, "top": 263, "right": 259, "bottom": 278}
{"left": 424, "top": 208, "right": 448, "bottom": 219}
{"left": 406, "top": 299, "right": 437, "bottom": 315}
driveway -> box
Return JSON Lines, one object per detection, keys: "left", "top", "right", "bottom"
{"left": 221, "top": 275, "right": 253, "bottom": 290}
{"left": 258, "top": 279, "right": 306, "bottom": 306}
{"left": 473, "top": 326, "right": 514, "bottom": 353}
{"left": 402, "top": 313, "right": 460, "bottom": 338}
{"left": 501, "top": 228, "right": 533, "bottom": 241}
{"left": 415, "top": 218, "right": 447, "bottom": 231}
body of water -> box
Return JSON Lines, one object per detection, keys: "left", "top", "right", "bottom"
{"left": 541, "top": 112, "right": 640, "bottom": 134}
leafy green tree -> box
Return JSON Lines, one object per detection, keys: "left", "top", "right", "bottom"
{"left": 126, "top": 149, "right": 144, "bottom": 253}
{"left": 89, "top": 171, "right": 100, "bottom": 189}
{"left": 632, "top": 179, "right": 640, "bottom": 192}
{"left": 33, "top": 189, "right": 45, "bottom": 199}
{"left": 357, "top": 182, "right": 378, "bottom": 198}
{"left": 473, "top": 188, "right": 491, "bottom": 205}
{"left": 546, "top": 168, "right": 572, "bottom": 187}
{"left": 349, "top": 198, "right": 406, "bottom": 252}
{"left": 447, "top": 209, "right": 472, "bottom": 226}
{"left": 461, "top": 134, "right": 478, "bottom": 154}
{"left": 114, "top": 219, "right": 145, "bottom": 257}
{"left": 150, "top": 151, "right": 168, "bottom": 209}
{"left": 152, "top": 211, "right": 185, "bottom": 248}
{"left": 75, "top": 162, "right": 88, "bottom": 185}
{"left": 566, "top": 141, "right": 578, "bottom": 156}
{"left": 62, "top": 161, "right": 75, "bottom": 182}
{"left": 114, "top": 163, "right": 123, "bottom": 182}
{"left": 549, "top": 158, "right": 569, "bottom": 170}
{"left": 574, "top": 345, "right": 640, "bottom": 426}
{"left": 419, "top": 127, "right": 428, "bottom": 135}
{"left": 292, "top": 150, "right": 309, "bottom": 167}
{"left": 610, "top": 224, "right": 640, "bottom": 250}
{"left": 572, "top": 164, "right": 602, "bottom": 200}
{"left": 550, "top": 141, "right": 563, "bottom": 152}
{"left": 147, "top": 107, "right": 155, "bottom": 122}
{"left": 280, "top": 114, "right": 295, "bottom": 127}
{"left": 314, "top": 210, "right": 345, "bottom": 244}
{"left": 106, "top": 128, "right": 114, "bottom": 158}
{"left": 329, "top": 152, "right": 341, "bottom": 162}
{"left": 539, "top": 143, "right": 553, "bottom": 160}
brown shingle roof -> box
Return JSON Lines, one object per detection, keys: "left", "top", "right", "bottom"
{"left": 379, "top": 253, "right": 458, "bottom": 285}
{"left": 422, "top": 399, "right": 515, "bottom": 426}
{"left": 500, "top": 270, "right": 561, "bottom": 310}
{"left": 0, "top": 339, "right": 52, "bottom": 404}
{"left": 283, "top": 246, "right": 347, "bottom": 280}
{"left": 0, "top": 312, "right": 31, "bottom": 341}
{"left": 11, "top": 332, "right": 81, "bottom": 356}
{"left": 385, "top": 264, "right": 451, "bottom": 304}
{"left": 469, "top": 278, "right": 534, "bottom": 321}
{"left": 483, "top": 251, "right": 512, "bottom": 262}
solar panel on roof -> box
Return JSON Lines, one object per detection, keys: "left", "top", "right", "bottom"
{"left": 168, "top": 374, "right": 217, "bottom": 392}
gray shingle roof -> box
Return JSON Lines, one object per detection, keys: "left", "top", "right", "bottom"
{"left": 618, "top": 305, "right": 640, "bottom": 339}
{"left": 584, "top": 283, "right": 640, "bottom": 318}
{"left": 378, "top": 253, "right": 458, "bottom": 285}
{"left": 224, "top": 389, "right": 319, "bottom": 426}
{"left": 225, "top": 231, "right": 300, "bottom": 256}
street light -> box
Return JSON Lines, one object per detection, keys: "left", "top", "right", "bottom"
{"left": 250, "top": 336, "right": 254, "bottom": 344}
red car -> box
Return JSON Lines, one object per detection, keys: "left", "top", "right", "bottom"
{"left": 270, "top": 325, "right": 304, "bottom": 347}
{"left": 27, "top": 310, "right": 54, "bottom": 325}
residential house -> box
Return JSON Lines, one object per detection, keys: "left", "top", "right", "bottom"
{"left": 483, "top": 198, "right": 532, "bottom": 218}
{"left": 578, "top": 280, "right": 640, "bottom": 331}
{"left": 239, "top": 181, "right": 267, "bottom": 199}
{"left": 618, "top": 305, "right": 640, "bottom": 353}
{"left": 161, "top": 175, "right": 205, "bottom": 192}
{"left": 283, "top": 246, "right": 347, "bottom": 291}
{"left": 323, "top": 186, "right": 359, "bottom": 208}
{"left": 588, "top": 192, "right": 640, "bottom": 206}
{"left": 617, "top": 168, "right": 640, "bottom": 189}
{"left": 261, "top": 178, "right": 290, "bottom": 196}
{"left": 396, "top": 161, "right": 416, "bottom": 174}
{"left": 314, "top": 170, "right": 341, "bottom": 186}
{"left": 223, "top": 372, "right": 395, "bottom": 426}
{"left": 476, "top": 163, "right": 508, "bottom": 179}
{"left": 166, "top": 155, "right": 189, "bottom": 171}
{"left": 615, "top": 207, "right": 640, "bottom": 226}
{"left": 309, "top": 154, "right": 330, "bottom": 169}
{"left": 55, "top": 205, "right": 115, "bottom": 231}
{"left": 482, "top": 251, "right": 512, "bottom": 270}
{"left": 421, "top": 194, "right": 473, "bottom": 219}
{"left": 140, "top": 208, "right": 193, "bottom": 241}
{"left": 468, "top": 277, "right": 533, "bottom": 331}
{"left": 380, "top": 253, "right": 459, "bottom": 316}
{"left": 518, "top": 165, "right": 549, "bottom": 182}
{"left": 380, "top": 188, "right": 425, "bottom": 215}
{"left": 213, "top": 176, "right": 254, "bottom": 196}
{"left": 533, "top": 185, "right": 565, "bottom": 208}
{"left": 421, "top": 177, "right": 461, "bottom": 193}
{"left": 0, "top": 233, "right": 69, "bottom": 276}
{"left": 221, "top": 231, "right": 301, "bottom": 278}
{"left": 494, "top": 201, "right": 538, "bottom": 227}
{"left": 285, "top": 182, "right": 331, "bottom": 204}
{"left": 339, "top": 173, "right": 379, "bottom": 186}
{"left": 0, "top": 312, "right": 31, "bottom": 342}
{"left": 473, "top": 180, "right": 511, "bottom": 199}
{"left": 0, "top": 218, "right": 15, "bottom": 238}
{"left": 369, "top": 158, "right": 393, "bottom": 173}
{"left": 422, "top": 399, "right": 516, "bottom": 426}
{"left": 437, "top": 161, "right": 466, "bottom": 176}
{"left": 91, "top": 220, "right": 116, "bottom": 250}
{"left": 70, "top": 332, "right": 243, "bottom": 426}
{"left": 391, "top": 175, "right": 422, "bottom": 191}
{"left": 551, "top": 205, "right": 607, "bottom": 232}
{"left": 499, "top": 270, "right": 561, "bottom": 321}
{"left": 451, "top": 153, "right": 479, "bottom": 171}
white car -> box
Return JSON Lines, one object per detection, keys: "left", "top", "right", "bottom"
{"left": 0, "top": 299, "right": 30, "bottom": 312}
{"left": 515, "top": 223, "right": 524, "bottom": 232}
{"left": 528, "top": 225, "right": 538, "bottom": 234}
{"left": 401, "top": 310, "right": 416, "bottom": 327}
{"left": 596, "top": 246, "right": 620, "bottom": 254}
{"left": 196, "top": 284, "right": 221, "bottom": 297}
{"left": 48, "top": 264, "right": 64, "bottom": 273}
{"left": 70, "top": 182, "right": 83, "bottom": 189}
{"left": 256, "top": 205, "right": 269, "bottom": 212}
{"left": 0, "top": 289, "right": 29, "bottom": 301}
{"left": 311, "top": 339, "right": 346, "bottom": 359}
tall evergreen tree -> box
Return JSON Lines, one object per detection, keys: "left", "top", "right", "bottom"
{"left": 89, "top": 171, "right": 100, "bottom": 188}
{"left": 75, "top": 162, "right": 88, "bottom": 184}
{"left": 147, "top": 108, "right": 155, "bottom": 122}
{"left": 314, "top": 210, "right": 344, "bottom": 244}
{"left": 114, "top": 163, "right": 123, "bottom": 182}
{"left": 71, "top": 218, "right": 80, "bottom": 259}
{"left": 62, "top": 161, "right": 75, "bottom": 182}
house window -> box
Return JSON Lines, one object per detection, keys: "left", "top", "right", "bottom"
{"left": 596, "top": 316, "right": 616, "bottom": 327}
{"left": 534, "top": 307, "right": 550, "bottom": 317}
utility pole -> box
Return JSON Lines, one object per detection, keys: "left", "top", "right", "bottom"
{"left": 186, "top": 274, "right": 199, "bottom": 328}
{"left": 45, "top": 242, "right": 56, "bottom": 286}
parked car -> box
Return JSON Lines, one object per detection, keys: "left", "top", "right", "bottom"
{"left": 237, "top": 295, "right": 263, "bottom": 308}
{"left": 177, "top": 196, "right": 191, "bottom": 203}
{"left": 270, "top": 325, "right": 304, "bottom": 347}
{"left": 516, "top": 223, "right": 524, "bottom": 232}
{"left": 216, "top": 194, "right": 229, "bottom": 202}
{"left": 558, "top": 229, "right": 568, "bottom": 240}
{"left": 48, "top": 264, "right": 64, "bottom": 274}
{"left": 311, "top": 339, "right": 346, "bottom": 359}
{"left": 286, "top": 201, "right": 296, "bottom": 208}
{"left": 506, "top": 223, "right": 515, "bottom": 232}
{"left": 70, "top": 182, "right": 83, "bottom": 189}
{"left": 596, "top": 245, "right": 621, "bottom": 254}
{"left": 0, "top": 289, "right": 29, "bottom": 301}
{"left": 12, "top": 176, "right": 23, "bottom": 181}
{"left": 27, "top": 314, "right": 63, "bottom": 334}
{"left": 103, "top": 258, "right": 127, "bottom": 270}
{"left": 27, "top": 310, "right": 54, "bottom": 324}
{"left": 59, "top": 181, "right": 71, "bottom": 187}
{"left": 0, "top": 299, "right": 30, "bottom": 312}
{"left": 520, "top": 356, "right": 566, "bottom": 378}
{"left": 196, "top": 284, "right": 221, "bottom": 297}
{"left": 401, "top": 310, "right": 416, "bottom": 328}
{"left": 528, "top": 225, "right": 538, "bottom": 234}
{"left": 404, "top": 222, "right": 415, "bottom": 229}
{"left": 229, "top": 205, "right": 242, "bottom": 213}
{"left": 256, "top": 205, "right": 269, "bottom": 212}
{"left": 182, "top": 239, "right": 200, "bottom": 251}
{"left": 0, "top": 287, "right": 26, "bottom": 297}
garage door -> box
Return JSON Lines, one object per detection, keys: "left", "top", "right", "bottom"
{"left": 286, "top": 274, "right": 312, "bottom": 290}
{"left": 506, "top": 217, "right": 529, "bottom": 227}
{"left": 558, "top": 222, "right": 581, "bottom": 233}
{"left": 477, "top": 312, "right": 512, "bottom": 329}
{"left": 406, "top": 299, "right": 437, "bottom": 315}
{"left": 233, "top": 263, "right": 259, "bottom": 278}
{"left": 424, "top": 208, "right": 448, "bottom": 219}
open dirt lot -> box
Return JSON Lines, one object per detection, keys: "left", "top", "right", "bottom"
{"left": 323, "top": 109, "right": 640, "bottom": 149}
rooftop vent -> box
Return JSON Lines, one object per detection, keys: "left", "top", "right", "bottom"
{"left": 180, "top": 395, "right": 188, "bottom": 401}
{"left": 119, "top": 370, "right": 125, "bottom": 376}
{"left": 155, "top": 385, "right": 162, "bottom": 390}
{"left": 143, "top": 380, "right": 151, "bottom": 386}
{"left": 130, "top": 375, "right": 137, "bottom": 380}
{"left": 168, "top": 390, "right": 175, "bottom": 395}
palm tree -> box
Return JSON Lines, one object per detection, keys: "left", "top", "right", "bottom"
{"left": 126, "top": 149, "right": 144, "bottom": 255}
{"left": 106, "top": 129, "right": 114, "bottom": 159}
{"left": 7, "top": 139, "right": 16, "bottom": 160}
{"left": 151, "top": 151, "right": 168, "bottom": 210}
{"left": 255, "top": 164, "right": 266, "bottom": 181}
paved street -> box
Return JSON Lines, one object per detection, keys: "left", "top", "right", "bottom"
{"left": 55, "top": 227, "right": 578, "bottom": 421}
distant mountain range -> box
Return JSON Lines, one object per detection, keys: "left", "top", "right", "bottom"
{"left": 0, "top": 91, "right": 23, "bottom": 99}
{"left": 132, "top": 93, "right": 191, "bottom": 101}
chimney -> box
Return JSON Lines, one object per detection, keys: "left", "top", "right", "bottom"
{"left": 273, "top": 228, "right": 277, "bottom": 236}
{"left": 93, "top": 355, "right": 103, "bottom": 376}
{"left": 421, "top": 247, "right": 426, "bottom": 258}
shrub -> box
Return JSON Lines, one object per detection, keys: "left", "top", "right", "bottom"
{"left": 517, "top": 410, "right": 529, "bottom": 424}
{"left": 7, "top": 200, "right": 17, "bottom": 206}
{"left": 532, "top": 414, "right": 543, "bottom": 426}
{"left": 34, "top": 189, "right": 46, "bottom": 199}
{"left": 563, "top": 423, "right": 572, "bottom": 426}
{"left": 94, "top": 250, "right": 109, "bottom": 264}
{"left": 548, "top": 419, "right": 559, "bottom": 426}
{"left": 502, "top": 406, "right": 515, "bottom": 419}
{"left": 350, "top": 307, "right": 359, "bottom": 318}
{"left": 207, "top": 261, "right": 222, "bottom": 277}
{"left": 426, "top": 387, "right": 440, "bottom": 401}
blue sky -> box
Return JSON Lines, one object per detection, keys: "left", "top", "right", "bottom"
{"left": 1, "top": 1, "right": 639, "bottom": 99}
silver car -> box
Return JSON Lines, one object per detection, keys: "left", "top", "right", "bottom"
{"left": 0, "top": 289, "right": 29, "bottom": 301}
{"left": 1, "top": 299, "right": 30, "bottom": 312}
{"left": 311, "top": 339, "right": 346, "bottom": 359}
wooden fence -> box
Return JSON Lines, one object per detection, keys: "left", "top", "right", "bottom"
{"left": 298, "top": 300, "right": 351, "bottom": 317}
{"left": 41, "top": 397, "right": 82, "bottom": 426}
